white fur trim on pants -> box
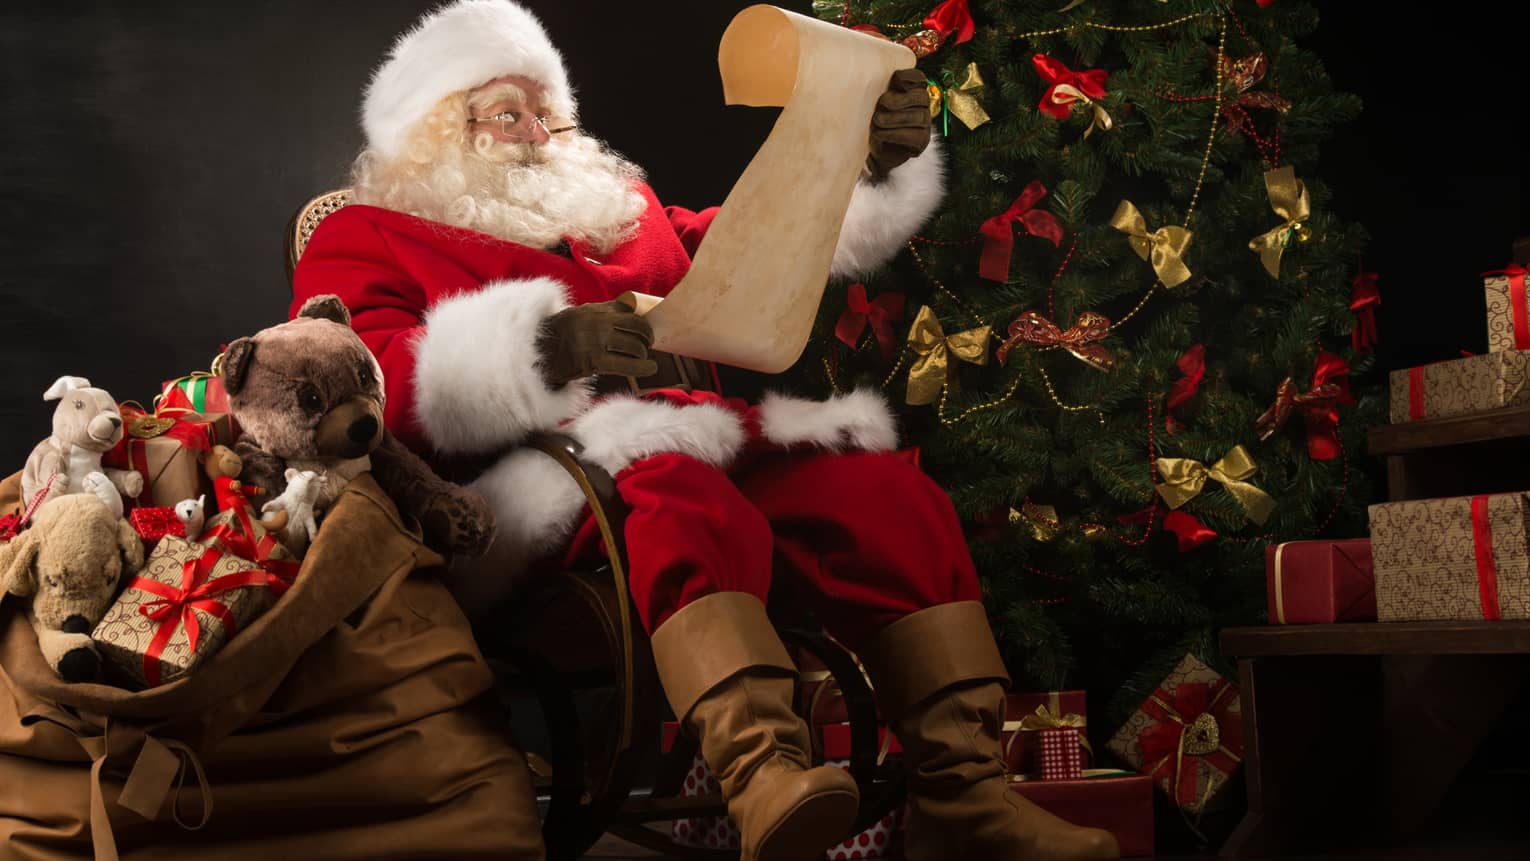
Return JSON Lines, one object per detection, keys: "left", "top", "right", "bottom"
{"left": 757, "top": 389, "right": 898, "bottom": 452}
{"left": 829, "top": 137, "right": 946, "bottom": 280}
{"left": 412, "top": 276, "right": 593, "bottom": 455}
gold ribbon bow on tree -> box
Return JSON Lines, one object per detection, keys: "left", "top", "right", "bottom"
{"left": 1248, "top": 166, "right": 1311, "bottom": 278}
{"left": 1111, "top": 201, "right": 1193, "bottom": 288}
{"left": 997, "top": 310, "right": 1114, "bottom": 371}
{"left": 1015, "top": 501, "right": 1060, "bottom": 542}
{"left": 1049, "top": 83, "right": 1113, "bottom": 137}
{"left": 928, "top": 62, "right": 991, "bottom": 132}
{"left": 905, "top": 305, "right": 991, "bottom": 405}
{"left": 1154, "top": 445, "right": 1276, "bottom": 525}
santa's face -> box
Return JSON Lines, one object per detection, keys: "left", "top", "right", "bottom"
{"left": 351, "top": 79, "right": 647, "bottom": 255}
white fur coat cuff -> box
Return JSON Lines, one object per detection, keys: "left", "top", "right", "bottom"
{"left": 412, "top": 276, "right": 593, "bottom": 454}
{"left": 829, "top": 138, "right": 946, "bottom": 280}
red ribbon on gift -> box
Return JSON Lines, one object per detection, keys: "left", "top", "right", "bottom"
{"left": 1349, "top": 272, "right": 1380, "bottom": 352}
{"left": 108, "top": 403, "right": 221, "bottom": 504}
{"left": 1483, "top": 264, "right": 1530, "bottom": 350}
{"left": 1136, "top": 677, "right": 1243, "bottom": 812}
{"left": 1164, "top": 344, "right": 1206, "bottom": 433}
{"left": 1470, "top": 495, "right": 1503, "bottom": 620}
{"left": 922, "top": 0, "right": 974, "bottom": 43}
{"left": 1408, "top": 366, "right": 1427, "bottom": 421}
{"left": 132, "top": 546, "right": 289, "bottom": 686}
{"left": 1033, "top": 55, "right": 1107, "bottom": 121}
{"left": 835, "top": 283, "right": 906, "bottom": 361}
{"left": 979, "top": 182, "right": 1064, "bottom": 282}
{"left": 201, "top": 495, "right": 302, "bottom": 586}
{"left": 1254, "top": 351, "right": 1353, "bottom": 460}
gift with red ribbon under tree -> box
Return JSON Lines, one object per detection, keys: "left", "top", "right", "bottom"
{"left": 1107, "top": 654, "right": 1243, "bottom": 819}
{"left": 1008, "top": 769, "right": 1155, "bottom": 857}
{"left": 100, "top": 404, "right": 232, "bottom": 509}
{"left": 91, "top": 534, "right": 289, "bottom": 688}
{"left": 1482, "top": 238, "right": 1530, "bottom": 352}
{"left": 1369, "top": 492, "right": 1530, "bottom": 621}
{"left": 1388, "top": 352, "right": 1530, "bottom": 423}
{"left": 1001, "top": 689, "right": 1091, "bottom": 779}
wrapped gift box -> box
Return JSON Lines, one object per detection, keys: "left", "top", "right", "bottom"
{"left": 1107, "top": 654, "right": 1242, "bottom": 817}
{"left": 1009, "top": 770, "right": 1154, "bottom": 858}
{"left": 1002, "top": 689, "right": 1090, "bottom": 776}
{"left": 1483, "top": 266, "right": 1530, "bottom": 353}
{"left": 1265, "top": 539, "right": 1375, "bottom": 624}
{"left": 1369, "top": 492, "right": 1530, "bottom": 621}
{"left": 101, "top": 408, "right": 232, "bottom": 509}
{"left": 1388, "top": 351, "right": 1530, "bottom": 423}
{"left": 92, "top": 535, "right": 288, "bottom": 688}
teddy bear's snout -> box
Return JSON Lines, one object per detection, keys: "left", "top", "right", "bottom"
{"left": 348, "top": 415, "right": 379, "bottom": 444}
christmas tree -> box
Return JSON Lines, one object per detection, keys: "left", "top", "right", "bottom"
{"left": 799, "top": 0, "right": 1385, "bottom": 724}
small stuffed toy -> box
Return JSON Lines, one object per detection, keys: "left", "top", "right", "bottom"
{"left": 263, "top": 469, "right": 327, "bottom": 555}
{"left": 0, "top": 494, "right": 144, "bottom": 681}
{"left": 220, "top": 295, "right": 495, "bottom": 557}
{"left": 22, "top": 376, "right": 144, "bottom": 511}
{"left": 174, "top": 495, "right": 206, "bottom": 539}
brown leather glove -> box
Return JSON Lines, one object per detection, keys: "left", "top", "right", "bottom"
{"left": 867, "top": 68, "right": 933, "bottom": 181}
{"left": 536, "top": 300, "right": 658, "bottom": 385}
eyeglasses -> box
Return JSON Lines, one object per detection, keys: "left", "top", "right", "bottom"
{"left": 467, "top": 110, "right": 576, "bottom": 142}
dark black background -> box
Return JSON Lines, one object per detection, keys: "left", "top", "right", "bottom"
{"left": 1, "top": 1, "right": 1525, "bottom": 473}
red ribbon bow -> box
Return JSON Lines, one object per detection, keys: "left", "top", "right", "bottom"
{"left": 1164, "top": 511, "right": 1217, "bottom": 551}
{"left": 1164, "top": 344, "right": 1206, "bottom": 433}
{"left": 979, "top": 182, "right": 1064, "bottom": 282}
{"left": 132, "top": 546, "right": 289, "bottom": 686}
{"left": 1136, "top": 678, "right": 1243, "bottom": 811}
{"left": 1349, "top": 272, "right": 1381, "bottom": 352}
{"left": 1032, "top": 54, "right": 1108, "bottom": 120}
{"left": 997, "top": 310, "right": 1112, "bottom": 370}
{"left": 200, "top": 493, "right": 303, "bottom": 585}
{"left": 1255, "top": 351, "right": 1353, "bottom": 460}
{"left": 835, "top": 283, "right": 906, "bottom": 362}
{"left": 922, "top": 0, "right": 974, "bottom": 43}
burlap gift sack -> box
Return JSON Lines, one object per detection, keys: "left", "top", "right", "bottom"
{"left": 0, "top": 472, "right": 545, "bottom": 860}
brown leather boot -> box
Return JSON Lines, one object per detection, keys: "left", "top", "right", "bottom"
{"left": 652, "top": 592, "right": 860, "bottom": 861}
{"left": 860, "top": 602, "right": 1121, "bottom": 861}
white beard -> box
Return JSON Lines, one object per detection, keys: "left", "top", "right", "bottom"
{"left": 353, "top": 131, "right": 649, "bottom": 256}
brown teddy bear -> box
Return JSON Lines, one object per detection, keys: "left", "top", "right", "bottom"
{"left": 219, "top": 295, "right": 495, "bottom": 558}
{"left": 0, "top": 494, "right": 145, "bottom": 681}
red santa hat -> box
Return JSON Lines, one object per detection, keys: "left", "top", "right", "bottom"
{"left": 362, "top": 0, "right": 576, "bottom": 159}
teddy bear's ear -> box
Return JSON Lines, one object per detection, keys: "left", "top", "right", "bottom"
{"left": 43, "top": 376, "right": 91, "bottom": 401}
{"left": 220, "top": 338, "right": 256, "bottom": 397}
{"left": 116, "top": 518, "right": 146, "bottom": 574}
{"left": 296, "top": 295, "right": 352, "bottom": 326}
{"left": 0, "top": 531, "right": 40, "bottom": 597}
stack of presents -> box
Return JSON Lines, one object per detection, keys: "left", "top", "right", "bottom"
{"left": 2, "top": 368, "right": 301, "bottom": 691}
{"left": 1271, "top": 247, "right": 1530, "bottom": 633}
{"left": 664, "top": 645, "right": 1249, "bottom": 858}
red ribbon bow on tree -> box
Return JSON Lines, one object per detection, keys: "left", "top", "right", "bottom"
{"left": 1117, "top": 504, "right": 1216, "bottom": 551}
{"left": 922, "top": 0, "right": 974, "bottom": 43}
{"left": 1349, "top": 272, "right": 1380, "bottom": 352}
{"left": 1136, "top": 678, "right": 1243, "bottom": 813}
{"left": 997, "top": 310, "right": 1113, "bottom": 371}
{"left": 133, "top": 546, "right": 290, "bottom": 686}
{"left": 835, "top": 283, "right": 906, "bottom": 362}
{"left": 1033, "top": 54, "right": 1108, "bottom": 120}
{"left": 1164, "top": 344, "right": 1206, "bottom": 433}
{"left": 1254, "top": 351, "right": 1353, "bottom": 460}
{"left": 978, "top": 182, "right": 1064, "bottom": 282}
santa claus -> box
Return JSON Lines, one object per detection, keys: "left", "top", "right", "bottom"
{"left": 293, "top": 2, "right": 1118, "bottom": 859}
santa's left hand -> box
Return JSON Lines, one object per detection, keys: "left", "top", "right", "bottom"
{"left": 867, "top": 68, "right": 932, "bottom": 181}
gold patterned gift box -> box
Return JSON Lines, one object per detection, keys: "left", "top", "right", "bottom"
{"left": 1387, "top": 351, "right": 1530, "bottom": 423}
{"left": 92, "top": 535, "right": 290, "bottom": 688}
{"left": 1484, "top": 266, "right": 1530, "bottom": 353}
{"left": 1369, "top": 492, "right": 1530, "bottom": 621}
{"left": 1106, "top": 653, "right": 1242, "bottom": 817}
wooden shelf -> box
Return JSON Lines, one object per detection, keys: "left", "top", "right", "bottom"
{"left": 1369, "top": 405, "right": 1530, "bottom": 455}
{"left": 1221, "top": 622, "right": 1530, "bottom": 656}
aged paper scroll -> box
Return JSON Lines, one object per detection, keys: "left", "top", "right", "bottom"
{"left": 619, "top": 5, "right": 914, "bottom": 373}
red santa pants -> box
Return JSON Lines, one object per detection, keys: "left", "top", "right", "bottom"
{"left": 563, "top": 449, "right": 981, "bottom": 650}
